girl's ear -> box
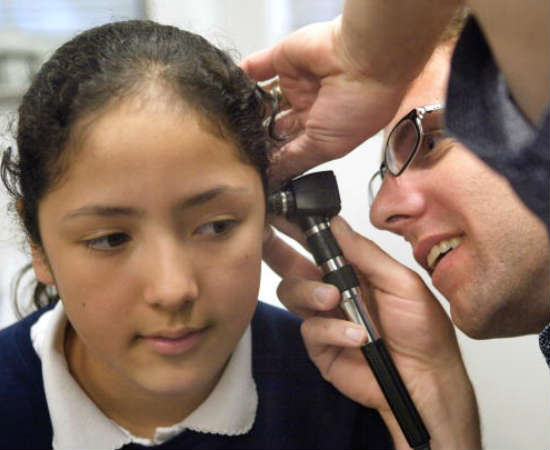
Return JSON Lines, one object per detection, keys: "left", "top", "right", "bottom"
{"left": 31, "top": 246, "right": 55, "bottom": 285}
{"left": 16, "top": 199, "right": 55, "bottom": 285}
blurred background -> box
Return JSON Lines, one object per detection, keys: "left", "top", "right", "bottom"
{"left": 0, "top": 1, "right": 547, "bottom": 448}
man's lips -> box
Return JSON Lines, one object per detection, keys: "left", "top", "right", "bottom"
{"left": 413, "top": 233, "right": 464, "bottom": 273}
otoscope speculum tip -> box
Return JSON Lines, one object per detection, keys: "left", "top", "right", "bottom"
{"left": 267, "top": 190, "right": 294, "bottom": 216}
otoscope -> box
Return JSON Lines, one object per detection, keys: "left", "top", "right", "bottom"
{"left": 268, "top": 171, "right": 431, "bottom": 450}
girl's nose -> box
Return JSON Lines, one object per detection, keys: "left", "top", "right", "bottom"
{"left": 369, "top": 173, "right": 426, "bottom": 236}
{"left": 142, "top": 240, "right": 199, "bottom": 311}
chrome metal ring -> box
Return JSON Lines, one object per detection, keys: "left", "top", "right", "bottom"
{"left": 319, "top": 255, "right": 346, "bottom": 275}
{"left": 280, "top": 191, "right": 288, "bottom": 215}
{"left": 341, "top": 287, "right": 361, "bottom": 302}
{"left": 272, "top": 83, "right": 283, "bottom": 103}
{"left": 304, "top": 221, "right": 330, "bottom": 238}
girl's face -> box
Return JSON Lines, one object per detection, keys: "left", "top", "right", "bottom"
{"left": 33, "top": 96, "right": 266, "bottom": 413}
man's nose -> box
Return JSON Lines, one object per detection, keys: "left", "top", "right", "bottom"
{"left": 142, "top": 240, "right": 199, "bottom": 311}
{"left": 369, "top": 173, "right": 426, "bottom": 235}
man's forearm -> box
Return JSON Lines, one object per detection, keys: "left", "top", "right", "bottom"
{"left": 338, "top": 0, "right": 463, "bottom": 85}
{"left": 469, "top": 0, "right": 549, "bottom": 124}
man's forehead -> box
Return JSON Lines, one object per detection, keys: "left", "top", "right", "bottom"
{"left": 384, "top": 48, "right": 451, "bottom": 137}
{"left": 385, "top": 83, "right": 446, "bottom": 137}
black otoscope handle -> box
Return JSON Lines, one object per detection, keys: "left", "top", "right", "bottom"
{"left": 298, "top": 215, "right": 430, "bottom": 450}
{"left": 361, "top": 340, "right": 430, "bottom": 449}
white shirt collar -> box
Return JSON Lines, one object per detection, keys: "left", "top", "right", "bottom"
{"left": 31, "top": 302, "right": 258, "bottom": 449}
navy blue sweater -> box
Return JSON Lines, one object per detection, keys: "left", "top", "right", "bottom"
{"left": 0, "top": 302, "right": 392, "bottom": 449}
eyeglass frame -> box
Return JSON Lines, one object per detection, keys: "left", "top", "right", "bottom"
{"left": 368, "top": 103, "right": 445, "bottom": 206}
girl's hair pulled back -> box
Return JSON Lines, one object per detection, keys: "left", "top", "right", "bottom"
{"left": 1, "top": 20, "right": 272, "bottom": 313}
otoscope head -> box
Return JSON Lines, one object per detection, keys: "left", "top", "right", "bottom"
{"left": 267, "top": 171, "right": 341, "bottom": 219}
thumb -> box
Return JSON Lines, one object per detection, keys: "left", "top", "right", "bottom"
{"left": 330, "top": 216, "right": 421, "bottom": 297}
{"left": 239, "top": 47, "right": 276, "bottom": 81}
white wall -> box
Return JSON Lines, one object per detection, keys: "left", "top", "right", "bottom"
{"left": 0, "top": 109, "right": 27, "bottom": 328}
{"left": 0, "top": 1, "right": 546, "bottom": 447}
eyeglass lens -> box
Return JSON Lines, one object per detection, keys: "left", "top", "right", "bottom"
{"left": 369, "top": 107, "right": 445, "bottom": 207}
{"left": 386, "top": 119, "right": 420, "bottom": 175}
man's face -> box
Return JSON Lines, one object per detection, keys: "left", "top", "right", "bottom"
{"left": 370, "top": 48, "right": 549, "bottom": 339}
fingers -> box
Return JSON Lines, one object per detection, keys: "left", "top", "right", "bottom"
{"left": 329, "top": 216, "right": 423, "bottom": 297}
{"left": 267, "top": 216, "right": 307, "bottom": 249}
{"left": 328, "top": 216, "right": 456, "bottom": 351}
{"left": 262, "top": 225, "right": 318, "bottom": 280}
{"left": 301, "top": 316, "right": 368, "bottom": 355}
{"left": 270, "top": 108, "right": 303, "bottom": 141}
{"left": 263, "top": 224, "right": 341, "bottom": 318}
{"left": 276, "top": 277, "right": 340, "bottom": 318}
{"left": 240, "top": 48, "right": 277, "bottom": 81}
{"left": 268, "top": 137, "right": 331, "bottom": 187}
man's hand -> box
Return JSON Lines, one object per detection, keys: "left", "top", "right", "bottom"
{"left": 263, "top": 216, "right": 481, "bottom": 449}
{"left": 241, "top": 18, "right": 408, "bottom": 186}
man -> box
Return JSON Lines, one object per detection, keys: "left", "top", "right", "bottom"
{"left": 262, "top": 40, "right": 549, "bottom": 448}
{"left": 242, "top": 0, "right": 549, "bottom": 233}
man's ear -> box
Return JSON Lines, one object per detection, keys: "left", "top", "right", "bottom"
{"left": 31, "top": 246, "right": 55, "bottom": 285}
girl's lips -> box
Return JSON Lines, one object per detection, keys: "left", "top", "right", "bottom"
{"left": 142, "top": 329, "right": 205, "bottom": 356}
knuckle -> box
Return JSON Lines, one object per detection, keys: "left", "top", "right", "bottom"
{"left": 300, "top": 318, "right": 314, "bottom": 337}
{"left": 275, "top": 280, "right": 287, "bottom": 300}
{"left": 400, "top": 270, "right": 424, "bottom": 292}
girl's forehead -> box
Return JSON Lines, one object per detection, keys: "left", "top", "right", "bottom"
{"left": 42, "top": 111, "right": 262, "bottom": 223}
{"left": 51, "top": 100, "right": 254, "bottom": 201}
{"left": 71, "top": 98, "right": 235, "bottom": 161}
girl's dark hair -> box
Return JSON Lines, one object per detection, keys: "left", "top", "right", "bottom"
{"left": 0, "top": 20, "right": 273, "bottom": 315}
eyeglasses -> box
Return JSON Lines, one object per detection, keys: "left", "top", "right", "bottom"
{"left": 368, "top": 104, "right": 445, "bottom": 206}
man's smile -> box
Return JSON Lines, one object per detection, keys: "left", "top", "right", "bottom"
{"left": 413, "top": 233, "right": 464, "bottom": 273}
{"left": 427, "top": 236, "right": 462, "bottom": 270}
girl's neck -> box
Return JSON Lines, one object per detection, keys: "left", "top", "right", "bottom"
{"left": 64, "top": 324, "right": 220, "bottom": 438}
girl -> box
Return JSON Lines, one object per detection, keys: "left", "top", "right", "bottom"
{"left": 0, "top": 21, "right": 390, "bottom": 449}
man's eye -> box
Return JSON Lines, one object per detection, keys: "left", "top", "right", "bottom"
{"left": 195, "top": 219, "right": 237, "bottom": 236}
{"left": 86, "top": 233, "right": 130, "bottom": 250}
{"left": 421, "top": 130, "right": 446, "bottom": 154}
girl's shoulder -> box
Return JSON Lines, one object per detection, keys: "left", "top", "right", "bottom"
{"left": 252, "top": 301, "right": 301, "bottom": 334}
{"left": 0, "top": 306, "right": 45, "bottom": 350}
{"left": 250, "top": 301, "right": 311, "bottom": 373}
{"left": 0, "top": 305, "right": 53, "bottom": 358}
{"left": 251, "top": 302, "right": 304, "bottom": 357}
{"left": 0, "top": 306, "right": 53, "bottom": 449}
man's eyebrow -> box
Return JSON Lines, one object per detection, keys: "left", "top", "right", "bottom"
{"left": 62, "top": 186, "right": 248, "bottom": 222}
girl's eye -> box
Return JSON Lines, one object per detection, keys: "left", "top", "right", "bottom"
{"left": 195, "top": 219, "right": 237, "bottom": 236}
{"left": 86, "top": 233, "right": 130, "bottom": 251}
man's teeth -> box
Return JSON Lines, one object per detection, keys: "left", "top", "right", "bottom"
{"left": 427, "top": 237, "right": 462, "bottom": 269}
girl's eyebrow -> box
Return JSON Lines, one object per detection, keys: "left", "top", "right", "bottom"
{"left": 177, "top": 185, "right": 248, "bottom": 210}
{"left": 62, "top": 185, "right": 249, "bottom": 222}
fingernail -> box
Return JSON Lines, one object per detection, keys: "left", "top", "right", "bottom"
{"left": 312, "top": 286, "right": 333, "bottom": 308}
{"left": 345, "top": 326, "right": 365, "bottom": 344}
